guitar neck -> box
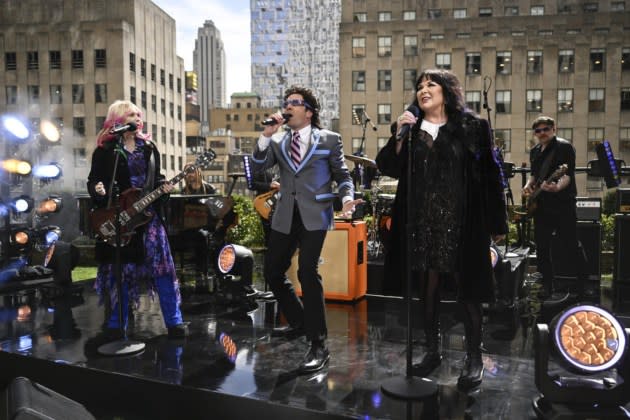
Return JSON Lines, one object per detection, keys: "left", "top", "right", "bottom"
{"left": 131, "top": 171, "right": 188, "bottom": 214}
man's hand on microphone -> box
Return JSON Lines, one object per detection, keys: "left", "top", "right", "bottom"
{"left": 262, "top": 112, "right": 285, "bottom": 137}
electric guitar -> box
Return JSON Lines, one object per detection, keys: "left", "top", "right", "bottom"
{"left": 525, "top": 164, "right": 568, "bottom": 216}
{"left": 90, "top": 149, "right": 216, "bottom": 246}
{"left": 253, "top": 188, "right": 279, "bottom": 220}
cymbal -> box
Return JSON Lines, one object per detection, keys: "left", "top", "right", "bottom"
{"left": 344, "top": 154, "right": 377, "bottom": 168}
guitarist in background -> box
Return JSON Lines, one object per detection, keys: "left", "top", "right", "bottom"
{"left": 88, "top": 100, "right": 188, "bottom": 338}
{"left": 250, "top": 167, "right": 279, "bottom": 246}
{"left": 522, "top": 116, "right": 585, "bottom": 299}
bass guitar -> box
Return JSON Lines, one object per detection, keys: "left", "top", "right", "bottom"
{"left": 253, "top": 188, "right": 279, "bottom": 220}
{"left": 90, "top": 149, "right": 216, "bottom": 246}
{"left": 525, "top": 164, "right": 568, "bottom": 216}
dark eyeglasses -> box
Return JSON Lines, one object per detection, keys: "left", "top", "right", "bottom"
{"left": 282, "top": 99, "right": 312, "bottom": 109}
{"left": 534, "top": 126, "right": 552, "bottom": 134}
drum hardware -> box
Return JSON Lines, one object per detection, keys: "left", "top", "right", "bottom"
{"left": 344, "top": 154, "right": 377, "bottom": 169}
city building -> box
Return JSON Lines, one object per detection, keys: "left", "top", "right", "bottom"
{"left": 339, "top": 0, "right": 630, "bottom": 196}
{"left": 251, "top": 0, "right": 341, "bottom": 129}
{"left": 0, "top": 0, "right": 186, "bottom": 193}
{"left": 193, "top": 20, "right": 226, "bottom": 134}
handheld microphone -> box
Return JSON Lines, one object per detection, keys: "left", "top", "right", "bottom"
{"left": 261, "top": 113, "right": 292, "bottom": 126}
{"left": 396, "top": 105, "right": 420, "bottom": 140}
{"left": 109, "top": 122, "right": 138, "bottom": 135}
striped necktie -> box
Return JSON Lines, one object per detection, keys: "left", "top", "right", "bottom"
{"left": 290, "top": 131, "right": 301, "bottom": 166}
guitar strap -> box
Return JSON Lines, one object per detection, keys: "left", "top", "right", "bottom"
{"left": 143, "top": 141, "right": 156, "bottom": 196}
{"left": 537, "top": 147, "right": 556, "bottom": 185}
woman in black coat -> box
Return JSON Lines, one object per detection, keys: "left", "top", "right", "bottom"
{"left": 376, "top": 69, "right": 507, "bottom": 389}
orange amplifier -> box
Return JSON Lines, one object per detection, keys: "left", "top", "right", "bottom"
{"left": 287, "top": 221, "right": 367, "bottom": 301}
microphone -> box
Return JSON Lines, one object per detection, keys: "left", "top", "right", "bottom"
{"left": 109, "top": 122, "right": 137, "bottom": 135}
{"left": 261, "top": 113, "right": 292, "bottom": 126}
{"left": 361, "top": 110, "right": 378, "bottom": 131}
{"left": 396, "top": 105, "right": 420, "bottom": 140}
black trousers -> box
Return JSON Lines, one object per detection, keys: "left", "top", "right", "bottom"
{"left": 534, "top": 205, "right": 584, "bottom": 295}
{"left": 264, "top": 206, "right": 327, "bottom": 342}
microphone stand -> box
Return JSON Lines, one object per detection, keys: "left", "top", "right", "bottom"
{"left": 381, "top": 122, "right": 438, "bottom": 400}
{"left": 98, "top": 134, "right": 145, "bottom": 356}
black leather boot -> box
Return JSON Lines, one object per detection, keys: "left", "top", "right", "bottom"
{"left": 412, "top": 328, "right": 442, "bottom": 377}
{"left": 457, "top": 350, "right": 483, "bottom": 390}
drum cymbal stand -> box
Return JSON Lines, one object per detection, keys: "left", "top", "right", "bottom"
{"left": 367, "top": 185, "right": 383, "bottom": 260}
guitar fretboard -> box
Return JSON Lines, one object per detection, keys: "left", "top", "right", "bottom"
{"left": 131, "top": 168, "right": 194, "bottom": 214}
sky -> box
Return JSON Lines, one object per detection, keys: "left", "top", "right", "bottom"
{"left": 152, "top": 0, "right": 251, "bottom": 100}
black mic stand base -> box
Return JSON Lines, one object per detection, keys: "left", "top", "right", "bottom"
{"left": 97, "top": 338, "right": 146, "bottom": 356}
{"left": 381, "top": 375, "right": 438, "bottom": 400}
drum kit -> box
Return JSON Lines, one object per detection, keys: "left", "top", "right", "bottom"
{"left": 344, "top": 154, "right": 397, "bottom": 260}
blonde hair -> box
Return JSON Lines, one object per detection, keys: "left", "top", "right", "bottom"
{"left": 183, "top": 164, "right": 206, "bottom": 193}
{"left": 96, "top": 100, "right": 151, "bottom": 147}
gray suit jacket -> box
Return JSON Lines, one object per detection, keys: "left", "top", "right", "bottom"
{"left": 251, "top": 127, "right": 354, "bottom": 234}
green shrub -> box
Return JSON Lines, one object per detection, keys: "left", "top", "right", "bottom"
{"left": 226, "top": 194, "right": 265, "bottom": 248}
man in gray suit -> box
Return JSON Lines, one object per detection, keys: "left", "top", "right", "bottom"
{"left": 252, "top": 86, "right": 362, "bottom": 374}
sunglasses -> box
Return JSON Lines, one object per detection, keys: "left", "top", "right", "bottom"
{"left": 282, "top": 98, "right": 312, "bottom": 109}
{"left": 534, "top": 126, "right": 552, "bottom": 134}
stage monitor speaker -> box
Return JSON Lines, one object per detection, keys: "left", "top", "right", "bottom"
{"left": 287, "top": 221, "right": 367, "bottom": 301}
{"left": 614, "top": 214, "right": 630, "bottom": 286}
{"left": 2, "top": 377, "right": 95, "bottom": 420}
{"left": 617, "top": 188, "right": 630, "bottom": 214}
{"left": 551, "top": 221, "right": 601, "bottom": 293}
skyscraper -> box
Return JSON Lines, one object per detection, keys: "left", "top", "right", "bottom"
{"left": 251, "top": 0, "right": 341, "bottom": 129}
{"left": 193, "top": 20, "right": 226, "bottom": 133}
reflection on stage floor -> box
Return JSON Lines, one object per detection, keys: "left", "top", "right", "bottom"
{"left": 0, "top": 278, "right": 628, "bottom": 419}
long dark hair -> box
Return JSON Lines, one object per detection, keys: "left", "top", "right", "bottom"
{"left": 284, "top": 86, "right": 321, "bottom": 129}
{"left": 412, "top": 69, "right": 468, "bottom": 121}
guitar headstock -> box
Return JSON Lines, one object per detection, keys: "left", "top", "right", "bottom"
{"left": 191, "top": 149, "right": 217, "bottom": 171}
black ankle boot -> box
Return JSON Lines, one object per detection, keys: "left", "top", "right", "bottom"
{"left": 457, "top": 351, "right": 483, "bottom": 390}
{"left": 412, "top": 350, "right": 442, "bottom": 377}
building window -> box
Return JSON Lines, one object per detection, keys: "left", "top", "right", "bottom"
{"left": 589, "top": 88, "right": 605, "bottom": 112}
{"left": 48, "top": 51, "right": 61, "bottom": 69}
{"left": 352, "top": 105, "right": 365, "bottom": 125}
{"left": 161, "top": 153, "right": 166, "bottom": 169}
{"left": 495, "top": 91, "right": 511, "bottom": 113}
{"left": 170, "top": 129, "right": 175, "bottom": 145}
{"left": 428, "top": 9, "right": 442, "bottom": 19}
{"left": 72, "top": 84, "right": 84, "bottom": 103}
{"left": 622, "top": 48, "right": 630, "bottom": 71}
{"left": 140, "top": 58, "right": 146, "bottom": 77}
{"left": 169, "top": 102, "right": 174, "bottom": 118}
{"left": 226, "top": 114, "right": 231, "bottom": 121}
{"left": 496, "top": 51, "right": 512, "bottom": 75}
{"left": 453, "top": 8, "right": 467, "bottom": 18}
{"left": 404, "top": 36, "right": 418, "bottom": 56}
{"left": 129, "top": 53, "right": 136, "bottom": 72}
{"left": 352, "top": 37, "right": 366, "bottom": 58}
{"left": 558, "top": 89, "right": 574, "bottom": 112}
{"left": 151, "top": 64, "right": 156, "bottom": 81}
{"left": 504, "top": 7, "right": 519, "bottom": 16}
{"left": 590, "top": 49, "right": 605, "bottom": 72}
{"left": 6, "top": 86, "right": 17, "bottom": 104}
{"left": 151, "top": 95, "right": 157, "bottom": 112}
{"left": 141, "top": 91, "right": 147, "bottom": 109}
{"left": 95, "top": 49, "right": 106, "bottom": 68}
{"left": 27, "top": 51, "right": 38, "bottom": 70}
{"left": 583, "top": 3, "right": 598, "bottom": 12}
{"left": 152, "top": 124, "right": 158, "bottom": 142}
{"left": 436, "top": 53, "right": 451, "bottom": 70}
{"left": 466, "top": 91, "right": 481, "bottom": 113}
{"left": 96, "top": 117, "right": 105, "bottom": 132}
{"left": 512, "top": 31, "right": 525, "bottom": 36}
{"left": 612, "top": 2, "right": 625, "bottom": 11}
{"left": 50, "top": 85, "right": 62, "bottom": 104}
{"left": 377, "top": 104, "right": 391, "bottom": 124}
{"left": 526, "top": 90, "right": 542, "bottom": 112}
{"left": 378, "top": 37, "right": 392, "bottom": 57}
{"left": 73, "top": 148, "right": 87, "bottom": 167}
{"left": 479, "top": 8, "right": 492, "bottom": 17}
{"left": 378, "top": 12, "right": 391, "bottom": 21}
{"left": 587, "top": 128, "right": 605, "bottom": 160}
{"left": 95, "top": 84, "right": 107, "bottom": 103}
{"left": 557, "top": 128, "right": 573, "bottom": 142}
{"left": 530, "top": 6, "right": 544, "bottom": 15}
{"left": 621, "top": 88, "right": 630, "bottom": 110}
{"left": 73, "top": 117, "right": 85, "bottom": 136}
{"left": 494, "top": 129, "right": 511, "bottom": 152}
{"left": 27, "top": 86, "right": 39, "bottom": 104}
{"left": 457, "top": 33, "right": 471, "bottom": 39}
{"left": 234, "top": 114, "right": 239, "bottom": 121}
{"left": 466, "top": 53, "right": 481, "bottom": 75}
{"left": 377, "top": 137, "right": 388, "bottom": 152}
{"left": 404, "top": 69, "right": 417, "bottom": 91}
{"left": 161, "top": 99, "right": 165, "bottom": 115}
{"left": 558, "top": 50, "right": 574, "bottom": 73}
{"left": 5, "top": 52, "right": 17, "bottom": 70}
{"left": 177, "top": 105, "right": 182, "bottom": 120}
{"left": 169, "top": 74, "right": 174, "bottom": 90}
{"left": 430, "top": 34, "right": 445, "bottom": 40}
{"left": 71, "top": 50, "right": 83, "bottom": 68}
{"left": 160, "top": 69, "right": 165, "bottom": 85}
{"left": 161, "top": 127, "right": 167, "bottom": 144}
{"left": 351, "top": 138, "right": 362, "bottom": 154}
{"left": 353, "top": 13, "right": 367, "bottom": 22}
{"left": 170, "top": 155, "right": 175, "bottom": 170}
{"left": 527, "top": 50, "right": 543, "bottom": 73}
{"left": 378, "top": 70, "right": 392, "bottom": 91}
{"left": 352, "top": 71, "right": 365, "bottom": 91}
{"left": 178, "top": 132, "right": 182, "bottom": 146}
{"left": 403, "top": 11, "right": 416, "bottom": 20}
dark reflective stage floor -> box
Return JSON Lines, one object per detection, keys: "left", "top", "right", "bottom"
{"left": 0, "top": 275, "right": 629, "bottom": 419}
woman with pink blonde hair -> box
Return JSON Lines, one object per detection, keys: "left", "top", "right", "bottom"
{"left": 88, "top": 100, "right": 187, "bottom": 338}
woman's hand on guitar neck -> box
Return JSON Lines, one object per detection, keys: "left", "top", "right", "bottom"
{"left": 270, "top": 181, "right": 280, "bottom": 190}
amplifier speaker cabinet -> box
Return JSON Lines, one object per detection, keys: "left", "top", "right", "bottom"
{"left": 617, "top": 188, "right": 630, "bottom": 214}
{"left": 614, "top": 214, "right": 630, "bottom": 310}
{"left": 287, "top": 221, "right": 367, "bottom": 301}
{"left": 576, "top": 197, "right": 601, "bottom": 221}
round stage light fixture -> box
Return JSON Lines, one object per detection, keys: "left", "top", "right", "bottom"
{"left": 1, "top": 115, "right": 31, "bottom": 142}
{"left": 216, "top": 243, "right": 254, "bottom": 283}
{"left": 1, "top": 159, "right": 32, "bottom": 175}
{"left": 32, "top": 162, "right": 62, "bottom": 180}
{"left": 39, "top": 120, "right": 61, "bottom": 143}
{"left": 37, "top": 196, "right": 63, "bottom": 215}
{"left": 11, "top": 195, "right": 34, "bottom": 214}
{"left": 217, "top": 244, "right": 237, "bottom": 274}
{"left": 552, "top": 304, "right": 626, "bottom": 373}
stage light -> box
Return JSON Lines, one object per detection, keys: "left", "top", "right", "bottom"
{"left": 217, "top": 243, "right": 254, "bottom": 280}
{"left": 533, "top": 304, "right": 630, "bottom": 417}
{"left": 0, "top": 115, "right": 31, "bottom": 142}
{"left": 38, "top": 226, "right": 61, "bottom": 248}
{"left": 1, "top": 159, "right": 32, "bottom": 175}
{"left": 38, "top": 120, "right": 61, "bottom": 144}
{"left": 36, "top": 195, "right": 63, "bottom": 215}
{"left": 10, "top": 195, "right": 34, "bottom": 214}
{"left": 9, "top": 227, "right": 33, "bottom": 256}
{"left": 32, "top": 162, "right": 62, "bottom": 180}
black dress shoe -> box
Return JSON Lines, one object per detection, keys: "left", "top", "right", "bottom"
{"left": 457, "top": 352, "right": 483, "bottom": 390}
{"left": 168, "top": 323, "right": 189, "bottom": 338}
{"left": 298, "top": 343, "right": 330, "bottom": 374}
{"left": 271, "top": 325, "right": 305, "bottom": 339}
